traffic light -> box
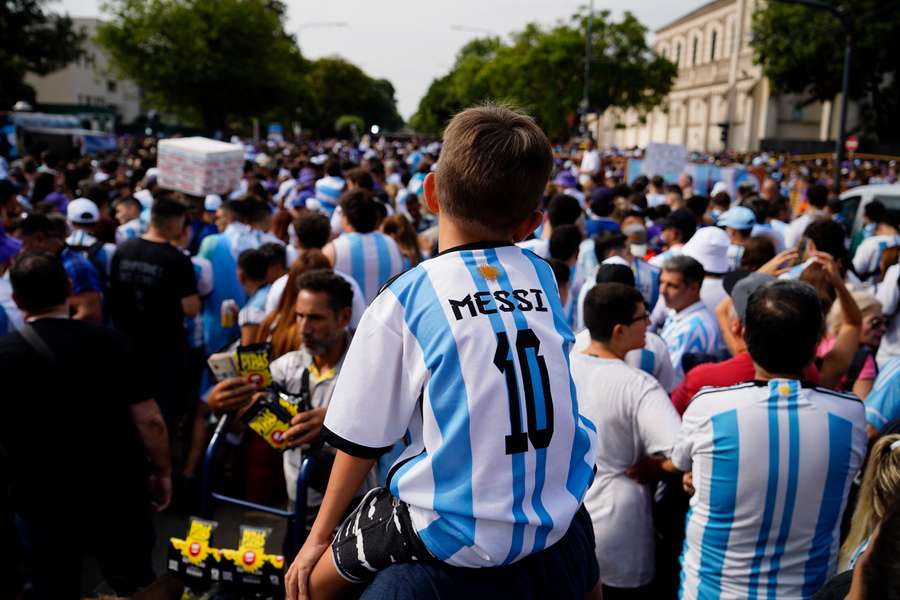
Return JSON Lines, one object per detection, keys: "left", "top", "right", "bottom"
{"left": 718, "top": 121, "right": 730, "bottom": 146}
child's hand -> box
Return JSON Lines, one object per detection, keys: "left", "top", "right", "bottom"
{"left": 286, "top": 535, "right": 331, "bottom": 600}
{"left": 285, "top": 407, "right": 327, "bottom": 447}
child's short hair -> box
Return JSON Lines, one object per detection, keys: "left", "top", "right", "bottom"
{"left": 437, "top": 104, "right": 553, "bottom": 235}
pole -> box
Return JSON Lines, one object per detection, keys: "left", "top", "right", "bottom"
{"left": 834, "top": 33, "right": 852, "bottom": 196}
{"left": 581, "top": 0, "right": 593, "bottom": 137}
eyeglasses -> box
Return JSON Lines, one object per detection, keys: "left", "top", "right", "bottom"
{"left": 867, "top": 316, "right": 888, "bottom": 328}
{"left": 627, "top": 313, "right": 651, "bottom": 325}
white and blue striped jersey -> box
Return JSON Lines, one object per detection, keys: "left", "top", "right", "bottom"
{"left": 659, "top": 301, "right": 722, "bottom": 385}
{"left": 574, "top": 254, "right": 661, "bottom": 331}
{"left": 649, "top": 244, "right": 684, "bottom": 269}
{"left": 313, "top": 175, "right": 345, "bottom": 216}
{"left": 322, "top": 243, "right": 598, "bottom": 568}
{"left": 331, "top": 231, "right": 406, "bottom": 305}
{"left": 672, "top": 380, "right": 867, "bottom": 600}
{"left": 864, "top": 357, "right": 900, "bottom": 432}
{"left": 116, "top": 218, "right": 144, "bottom": 245}
{"left": 852, "top": 234, "right": 900, "bottom": 281}
{"left": 65, "top": 230, "right": 116, "bottom": 278}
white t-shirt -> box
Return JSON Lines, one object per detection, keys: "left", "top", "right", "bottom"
{"left": 570, "top": 353, "right": 680, "bottom": 587}
{"left": 700, "top": 277, "right": 727, "bottom": 316}
{"left": 852, "top": 234, "right": 900, "bottom": 281}
{"left": 322, "top": 243, "right": 598, "bottom": 567}
{"left": 876, "top": 263, "right": 900, "bottom": 367}
{"left": 580, "top": 149, "right": 601, "bottom": 176}
{"left": 331, "top": 231, "right": 406, "bottom": 305}
{"left": 574, "top": 329, "right": 676, "bottom": 393}
{"left": 264, "top": 270, "right": 366, "bottom": 331}
{"left": 672, "top": 379, "right": 867, "bottom": 600}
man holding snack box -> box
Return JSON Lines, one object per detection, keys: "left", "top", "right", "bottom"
{"left": 207, "top": 268, "right": 373, "bottom": 510}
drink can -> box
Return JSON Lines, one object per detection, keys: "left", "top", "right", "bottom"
{"left": 221, "top": 299, "right": 238, "bottom": 328}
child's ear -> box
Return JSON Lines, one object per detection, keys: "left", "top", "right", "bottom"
{"left": 423, "top": 172, "right": 440, "bottom": 214}
{"left": 512, "top": 210, "right": 544, "bottom": 243}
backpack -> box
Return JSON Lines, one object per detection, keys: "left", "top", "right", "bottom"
{"left": 67, "top": 240, "right": 107, "bottom": 289}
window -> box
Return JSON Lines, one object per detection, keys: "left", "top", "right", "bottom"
{"left": 692, "top": 36, "right": 699, "bottom": 65}
{"left": 710, "top": 30, "right": 718, "bottom": 61}
{"left": 675, "top": 42, "right": 682, "bottom": 66}
{"left": 107, "top": 80, "right": 117, "bottom": 93}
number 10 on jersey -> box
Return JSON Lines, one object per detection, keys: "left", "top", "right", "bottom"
{"left": 494, "top": 328, "right": 554, "bottom": 455}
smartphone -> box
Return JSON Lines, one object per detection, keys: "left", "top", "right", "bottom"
{"left": 795, "top": 236, "right": 811, "bottom": 266}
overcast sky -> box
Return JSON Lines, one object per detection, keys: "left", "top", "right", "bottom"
{"left": 56, "top": 0, "right": 708, "bottom": 119}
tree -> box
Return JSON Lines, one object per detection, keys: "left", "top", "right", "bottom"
{"left": 97, "top": 0, "right": 308, "bottom": 133}
{"left": 751, "top": 0, "right": 900, "bottom": 144}
{"left": 0, "top": 0, "right": 85, "bottom": 109}
{"left": 410, "top": 11, "right": 676, "bottom": 139}
{"left": 303, "top": 57, "right": 404, "bottom": 137}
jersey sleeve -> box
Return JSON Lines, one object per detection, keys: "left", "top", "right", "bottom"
{"left": 636, "top": 377, "right": 682, "bottom": 456}
{"left": 322, "top": 296, "right": 419, "bottom": 457}
{"left": 865, "top": 377, "right": 900, "bottom": 431}
{"left": 651, "top": 335, "right": 676, "bottom": 393}
{"left": 670, "top": 399, "right": 709, "bottom": 472}
{"left": 852, "top": 241, "right": 875, "bottom": 276}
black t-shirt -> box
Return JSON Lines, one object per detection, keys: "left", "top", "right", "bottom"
{"left": 109, "top": 237, "right": 197, "bottom": 351}
{"left": 0, "top": 319, "right": 150, "bottom": 516}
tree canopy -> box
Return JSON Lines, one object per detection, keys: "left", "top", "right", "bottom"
{"left": 1, "top": 0, "right": 85, "bottom": 110}
{"left": 409, "top": 11, "right": 676, "bottom": 140}
{"left": 97, "top": 0, "right": 403, "bottom": 135}
{"left": 751, "top": 0, "right": 900, "bottom": 144}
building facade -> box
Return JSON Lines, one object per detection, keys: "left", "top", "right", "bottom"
{"left": 596, "top": 0, "right": 854, "bottom": 153}
{"left": 25, "top": 18, "right": 142, "bottom": 129}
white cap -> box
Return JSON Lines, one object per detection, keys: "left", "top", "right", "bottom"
{"left": 710, "top": 181, "right": 729, "bottom": 197}
{"left": 204, "top": 194, "right": 223, "bottom": 212}
{"left": 144, "top": 167, "right": 160, "bottom": 179}
{"left": 66, "top": 198, "right": 99, "bottom": 224}
{"left": 683, "top": 226, "right": 731, "bottom": 275}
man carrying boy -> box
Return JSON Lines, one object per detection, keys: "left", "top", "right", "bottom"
{"left": 286, "top": 105, "right": 600, "bottom": 599}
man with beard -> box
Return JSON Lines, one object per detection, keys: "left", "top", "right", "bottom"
{"left": 207, "top": 268, "right": 372, "bottom": 510}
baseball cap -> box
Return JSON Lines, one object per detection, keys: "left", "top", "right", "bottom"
{"left": 717, "top": 206, "right": 756, "bottom": 231}
{"left": 723, "top": 270, "right": 775, "bottom": 321}
{"left": 204, "top": 194, "right": 223, "bottom": 212}
{"left": 554, "top": 170, "right": 577, "bottom": 189}
{"left": 710, "top": 181, "right": 729, "bottom": 197}
{"left": 66, "top": 198, "right": 99, "bottom": 224}
{"left": 683, "top": 226, "right": 731, "bottom": 275}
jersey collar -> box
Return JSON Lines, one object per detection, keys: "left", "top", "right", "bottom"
{"left": 437, "top": 240, "right": 514, "bottom": 257}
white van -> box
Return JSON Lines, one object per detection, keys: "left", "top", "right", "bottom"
{"left": 840, "top": 184, "right": 900, "bottom": 236}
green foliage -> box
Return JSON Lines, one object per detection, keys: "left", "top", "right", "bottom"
{"left": 98, "top": 0, "right": 306, "bottom": 132}
{"left": 410, "top": 10, "right": 676, "bottom": 140}
{"left": 304, "top": 57, "right": 404, "bottom": 137}
{"left": 751, "top": 0, "right": 900, "bottom": 143}
{"left": 334, "top": 114, "right": 365, "bottom": 136}
{"left": 98, "top": 0, "right": 404, "bottom": 134}
{"left": 0, "top": 0, "right": 85, "bottom": 109}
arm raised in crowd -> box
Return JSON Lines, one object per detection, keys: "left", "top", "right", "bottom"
{"left": 129, "top": 398, "right": 172, "bottom": 512}
{"left": 816, "top": 252, "right": 863, "bottom": 390}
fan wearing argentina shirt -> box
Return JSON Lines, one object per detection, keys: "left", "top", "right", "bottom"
{"left": 323, "top": 189, "right": 405, "bottom": 305}
{"left": 657, "top": 255, "right": 723, "bottom": 386}
{"left": 286, "top": 105, "right": 600, "bottom": 600}
{"left": 645, "top": 280, "right": 867, "bottom": 600}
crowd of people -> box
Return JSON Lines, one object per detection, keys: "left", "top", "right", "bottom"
{"left": 1, "top": 103, "right": 899, "bottom": 600}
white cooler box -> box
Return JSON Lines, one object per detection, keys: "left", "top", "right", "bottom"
{"left": 157, "top": 137, "right": 244, "bottom": 197}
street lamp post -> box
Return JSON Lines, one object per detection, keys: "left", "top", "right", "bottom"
{"left": 581, "top": 0, "right": 594, "bottom": 139}
{"left": 772, "top": 0, "right": 852, "bottom": 196}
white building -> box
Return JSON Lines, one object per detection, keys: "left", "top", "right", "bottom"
{"left": 596, "top": 0, "right": 856, "bottom": 153}
{"left": 25, "top": 18, "right": 142, "bottom": 129}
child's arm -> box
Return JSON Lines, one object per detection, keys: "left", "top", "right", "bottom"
{"left": 286, "top": 451, "right": 376, "bottom": 600}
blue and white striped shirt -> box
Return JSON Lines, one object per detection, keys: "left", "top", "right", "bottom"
{"left": 864, "top": 357, "right": 900, "bottom": 432}
{"left": 673, "top": 380, "right": 867, "bottom": 600}
{"left": 659, "top": 301, "right": 722, "bottom": 385}
{"left": 313, "top": 175, "right": 345, "bottom": 216}
{"left": 331, "top": 231, "right": 406, "bottom": 305}
{"left": 116, "top": 218, "right": 144, "bottom": 245}
{"left": 322, "top": 243, "right": 598, "bottom": 568}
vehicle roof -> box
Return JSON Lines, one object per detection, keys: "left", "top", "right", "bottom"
{"left": 840, "top": 184, "right": 900, "bottom": 199}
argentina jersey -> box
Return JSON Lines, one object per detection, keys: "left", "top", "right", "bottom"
{"left": 672, "top": 380, "right": 866, "bottom": 600}
{"left": 660, "top": 301, "right": 722, "bottom": 384}
{"left": 331, "top": 231, "right": 406, "bottom": 305}
{"left": 313, "top": 175, "right": 345, "bottom": 216}
{"left": 322, "top": 242, "right": 598, "bottom": 568}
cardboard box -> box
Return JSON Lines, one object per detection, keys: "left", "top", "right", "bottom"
{"left": 157, "top": 137, "right": 244, "bottom": 196}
